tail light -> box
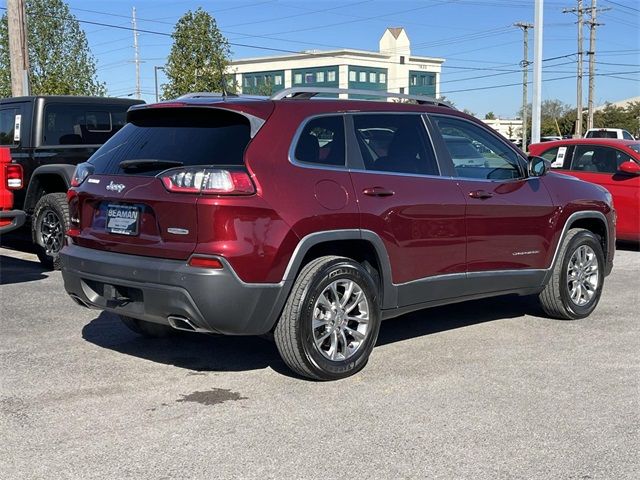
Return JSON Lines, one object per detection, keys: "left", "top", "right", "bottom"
{"left": 67, "top": 189, "right": 81, "bottom": 237}
{"left": 159, "top": 167, "right": 255, "bottom": 195}
{"left": 71, "top": 162, "right": 94, "bottom": 187}
{"left": 0, "top": 147, "right": 22, "bottom": 190}
{"left": 5, "top": 164, "right": 23, "bottom": 190}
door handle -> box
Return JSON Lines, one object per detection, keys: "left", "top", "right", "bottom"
{"left": 363, "top": 187, "right": 395, "bottom": 197}
{"left": 468, "top": 190, "right": 494, "bottom": 199}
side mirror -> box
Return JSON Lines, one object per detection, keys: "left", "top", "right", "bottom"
{"left": 618, "top": 160, "right": 640, "bottom": 175}
{"left": 528, "top": 156, "right": 550, "bottom": 177}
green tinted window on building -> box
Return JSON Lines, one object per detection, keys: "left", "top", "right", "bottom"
{"left": 347, "top": 66, "right": 388, "bottom": 99}
{"left": 409, "top": 71, "right": 436, "bottom": 97}
{"left": 241, "top": 70, "right": 285, "bottom": 95}
{"left": 291, "top": 66, "right": 340, "bottom": 97}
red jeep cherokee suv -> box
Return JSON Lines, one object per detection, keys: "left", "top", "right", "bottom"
{"left": 60, "top": 89, "right": 615, "bottom": 380}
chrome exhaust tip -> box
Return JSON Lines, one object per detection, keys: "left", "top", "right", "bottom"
{"left": 167, "top": 315, "right": 207, "bottom": 333}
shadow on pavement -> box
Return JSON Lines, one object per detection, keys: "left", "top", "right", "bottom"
{"left": 82, "top": 311, "right": 290, "bottom": 375}
{"left": 0, "top": 255, "right": 48, "bottom": 285}
{"left": 377, "top": 294, "right": 543, "bottom": 346}
{"left": 82, "top": 294, "right": 543, "bottom": 376}
{"left": 616, "top": 240, "right": 639, "bottom": 252}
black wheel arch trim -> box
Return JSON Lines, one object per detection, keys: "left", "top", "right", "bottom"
{"left": 280, "top": 229, "right": 397, "bottom": 309}
{"left": 543, "top": 210, "right": 612, "bottom": 283}
{"left": 25, "top": 164, "right": 76, "bottom": 212}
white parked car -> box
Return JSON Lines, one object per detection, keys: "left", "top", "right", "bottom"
{"left": 584, "top": 128, "right": 635, "bottom": 140}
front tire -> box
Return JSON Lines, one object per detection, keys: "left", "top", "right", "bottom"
{"left": 539, "top": 228, "right": 605, "bottom": 320}
{"left": 32, "top": 193, "right": 69, "bottom": 270}
{"left": 274, "top": 256, "right": 381, "bottom": 381}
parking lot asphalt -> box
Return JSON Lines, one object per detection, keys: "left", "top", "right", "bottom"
{"left": 1, "top": 241, "right": 638, "bottom": 480}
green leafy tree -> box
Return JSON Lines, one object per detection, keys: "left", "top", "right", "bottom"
{"left": 484, "top": 111, "right": 496, "bottom": 120}
{"left": 162, "top": 8, "right": 232, "bottom": 99}
{"left": 0, "top": 0, "right": 105, "bottom": 97}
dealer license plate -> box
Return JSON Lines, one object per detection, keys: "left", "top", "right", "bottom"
{"left": 106, "top": 204, "right": 140, "bottom": 236}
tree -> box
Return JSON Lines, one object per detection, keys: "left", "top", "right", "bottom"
{"left": 462, "top": 108, "right": 475, "bottom": 116}
{"left": 484, "top": 111, "right": 496, "bottom": 120}
{"left": 162, "top": 8, "right": 232, "bottom": 99}
{"left": 0, "top": 0, "right": 105, "bottom": 97}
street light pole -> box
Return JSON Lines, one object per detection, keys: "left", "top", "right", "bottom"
{"left": 531, "top": 0, "right": 544, "bottom": 144}
{"left": 154, "top": 66, "right": 165, "bottom": 103}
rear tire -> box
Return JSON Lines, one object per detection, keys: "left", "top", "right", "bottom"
{"left": 119, "top": 315, "right": 176, "bottom": 338}
{"left": 32, "top": 193, "right": 69, "bottom": 270}
{"left": 274, "top": 256, "right": 381, "bottom": 381}
{"left": 538, "top": 228, "right": 605, "bottom": 320}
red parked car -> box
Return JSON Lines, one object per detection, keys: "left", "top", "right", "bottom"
{"left": 0, "top": 147, "right": 24, "bottom": 234}
{"left": 529, "top": 138, "right": 640, "bottom": 242}
{"left": 61, "top": 89, "right": 615, "bottom": 380}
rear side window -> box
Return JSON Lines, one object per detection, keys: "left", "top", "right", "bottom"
{"left": 42, "top": 104, "right": 130, "bottom": 145}
{"left": 293, "top": 116, "right": 345, "bottom": 167}
{"left": 0, "top": 108, "right": 19, "bottom": 145}
{"left": 353, "top": 114, "right": 438, "bottom": 175}
{"left": 89, "top": 108, "right": 251, "bottom": 175}
{"left": 431, "top": 115, "right": 523, "bottom": 180}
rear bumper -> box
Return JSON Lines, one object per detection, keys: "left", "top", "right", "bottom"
{"left": 60, "top": 243, "right": 291, "bottom": 335}
{"left": 0, "top": 209, "right": 26, "bottom": 234}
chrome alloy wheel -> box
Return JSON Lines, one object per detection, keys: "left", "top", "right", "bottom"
{"left": 567, "top": 244, "right": 599, "bottom": 307}
{"left": 312, "top": 279, "right": 370, "bottom": 361}
{"left": 40, "top": 210, "right": 64, "bottom": 256}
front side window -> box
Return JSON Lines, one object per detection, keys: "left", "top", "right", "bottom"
{"left": 431, "top": 115, "right": 523, "bottom": 180}
{"left": 570, "top": 145, "right": 632, "bottom": 173}
{"left": 353, "top": 114, "right": 439, "bottom": 176}
{"left": 293, "top": 116, "right": 345, "bottom": 167}
{"left": 622, "top": 131, "right": 634, "bottom": 140}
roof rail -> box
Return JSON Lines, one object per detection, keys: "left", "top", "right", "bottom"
{"left": 270, "top": 87, "right": 454, "bottom": 108}
{"left": 176, "top": 92, "right": 239, "bottom": 99}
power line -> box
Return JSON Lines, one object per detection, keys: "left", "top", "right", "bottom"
{"left": 604, "top": 0, "right": 640, "bottom": 13}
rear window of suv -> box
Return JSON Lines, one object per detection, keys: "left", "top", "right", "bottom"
{"left": 89, "top": 108, "right": 251, "bottom": 175}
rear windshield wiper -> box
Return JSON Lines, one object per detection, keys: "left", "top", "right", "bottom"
{"left": 119, "top": 159, "right": 183, "bottom": 171}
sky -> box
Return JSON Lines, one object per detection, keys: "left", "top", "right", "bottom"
{"left": 62, "top": 0, "right": 639, "bottom": 118}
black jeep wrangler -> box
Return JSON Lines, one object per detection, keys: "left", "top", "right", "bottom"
{"left": 0, "top": 96, "right": 143, "bottom": 268}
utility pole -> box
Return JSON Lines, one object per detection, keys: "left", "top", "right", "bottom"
{"left": 132, "top": 7, "right": 141, "bottom": 100}
{"left": 586, "top": 0, "right": 609, "bottom": 129}
{"left": 154, "top": 66, "right": 165, "bottom": 103}
{"left": 7, "top": 0, "right": 30, "bottom": 96}
{"left": 531, "top": 0, "right": 544, "bottom": 144}
{"left": 563, "top": 1, "right": 585, "bottom": 136}
{"left": 515, "top": 22, "right": 533, "bottom": 149}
